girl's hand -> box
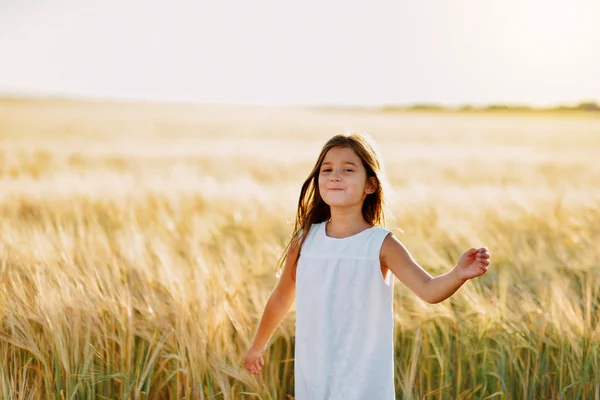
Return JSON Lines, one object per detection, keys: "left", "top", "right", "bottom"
{"left": 243, "top": 347, "right": 265, "bottom": 375}
{"left": 455, "top": 247, "right": 491, "bottom": 281}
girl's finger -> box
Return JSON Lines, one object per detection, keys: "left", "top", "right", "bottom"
{"left": 259, "top": 356, "right": 265, "bottom": 366}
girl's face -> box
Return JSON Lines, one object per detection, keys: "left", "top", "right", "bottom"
{"left": 318, "top": 146, "right": 376, "bottom": 208}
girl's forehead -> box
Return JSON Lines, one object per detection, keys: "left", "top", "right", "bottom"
{"left": 322, "top": 147, "right": 360, "bottom": 162}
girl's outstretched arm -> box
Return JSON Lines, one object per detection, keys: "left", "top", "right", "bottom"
{"left": 380, "top": 233, "right": 490, "bottom": 304}
{"left": 243, "top": 238, "right": 299, "bottom": 374}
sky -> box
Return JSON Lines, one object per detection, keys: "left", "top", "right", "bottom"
{"left": 1, "top": 0, "right": 599, "bottom": 107}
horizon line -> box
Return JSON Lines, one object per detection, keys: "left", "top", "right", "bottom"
{"left": 0, "top": 90, "right": 598, "bottom": 110}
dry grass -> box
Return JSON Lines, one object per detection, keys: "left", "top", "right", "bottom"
{"left": 0, "top": 98, "right": 599, "bottom": 399}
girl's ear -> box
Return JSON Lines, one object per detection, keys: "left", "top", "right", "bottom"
{"left": 365, "top": 177, "right": 378, "bottom": 194}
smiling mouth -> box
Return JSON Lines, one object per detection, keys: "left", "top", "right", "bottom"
{"left": 328, "top": 188, "right": 344, "bottom": 191}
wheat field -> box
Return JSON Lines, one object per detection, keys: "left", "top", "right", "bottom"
{"left": 0, "top": 98, "right": 599, "bottom": 399}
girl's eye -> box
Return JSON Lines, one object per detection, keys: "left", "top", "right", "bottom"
{"left": 321, "top": 168, "right": 353, "bottom": 172}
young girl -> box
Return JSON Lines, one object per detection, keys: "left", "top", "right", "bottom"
{"left": 242, "top": 133, "right": 491, "bottom": 399}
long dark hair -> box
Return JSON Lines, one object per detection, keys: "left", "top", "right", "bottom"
{"left": 276, "top": 133, "right": 390, "bottom": 279}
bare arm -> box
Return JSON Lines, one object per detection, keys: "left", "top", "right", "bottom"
{"left": 247, "top": 238, "right": 298, "bottom": 352}
{"left": 381, "top": 233, "right": 489, "bottom": 304}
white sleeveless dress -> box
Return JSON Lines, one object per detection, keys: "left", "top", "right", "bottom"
{"left": 294, "top": 221, "right": 395, "bottom": 400}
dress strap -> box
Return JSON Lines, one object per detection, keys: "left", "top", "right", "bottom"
{"left": 370, "top": 227, "right": 392, "bottom": 260}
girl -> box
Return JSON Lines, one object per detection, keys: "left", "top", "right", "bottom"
{"left": 242, "top": 133, "right": 491, "bottom": 399}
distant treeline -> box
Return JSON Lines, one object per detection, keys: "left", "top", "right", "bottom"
{"left": 380, "top": 101, "right": 600, "bottom": 113}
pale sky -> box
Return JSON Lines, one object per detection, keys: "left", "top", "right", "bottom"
{"left": 1, "top": 0, "right": 599, "bottom": 106}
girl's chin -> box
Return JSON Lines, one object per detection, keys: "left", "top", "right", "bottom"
{"left": 322, "top": 199, "right": 358, "bottom": 207}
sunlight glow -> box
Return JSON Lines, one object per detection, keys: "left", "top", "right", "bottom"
{"left": 0, "top": 0, "right": 598, "bottom": 106}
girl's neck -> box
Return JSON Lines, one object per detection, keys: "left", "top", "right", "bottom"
{"left": 326, "top": 213, "right": 371, "bottom": 237}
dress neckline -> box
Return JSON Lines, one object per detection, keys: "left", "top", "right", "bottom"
{"left": 322, "top": 221, "right": 376, "bottom": 240}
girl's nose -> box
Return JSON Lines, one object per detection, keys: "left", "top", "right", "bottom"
{"left": 329, "top": 173, "right": 341, "bottom": 182}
